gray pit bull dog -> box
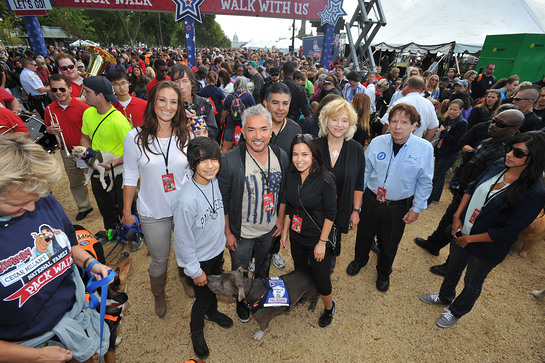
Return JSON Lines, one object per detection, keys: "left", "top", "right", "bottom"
{"left": 207, "top": 265, "right": 319, "bottom": 340}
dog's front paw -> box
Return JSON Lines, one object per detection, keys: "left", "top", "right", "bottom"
{"left": 253, "top": 330, "right": 266, "bottom": 341}
{"left": 531, "top": 290, "right": 545, "bottom": 300}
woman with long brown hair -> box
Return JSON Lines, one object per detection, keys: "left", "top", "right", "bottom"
{"left": 122, "top": 81, "right": 190, "bottom": 318}
{"left": 351, "top": 92, "right": 371, "bottom": 146}
{"left": 467, "top": 89, "right": 501, "bottom": 129}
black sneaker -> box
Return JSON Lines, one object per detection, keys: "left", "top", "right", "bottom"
{"left": 370, "top": 240, "right": 379, "bottom": 253}
{"left": 191, "top": 330, "right": 209, "bottom": 359}
{"left": 430, "top": 262, "right": 448, "bottom": 277}
{"left": 75, "top": 208, "right": 93, "bottom": 221}
{"left": 236, "top": 300, "right": 250, "bottom": 323}
{"left": 318, "top": 300, "right": 336, "bottom": 328}
{"left": 376, "top": 275, "right": 390, "bottom": 292}
{"left": 205, "top": 311, "right": 233, "bottom": 328}
{"left": 346, "top": 260, "right": 364, "bottom": 276}
{"left": 414, "top": 238, "right": 440, "bottom": 256}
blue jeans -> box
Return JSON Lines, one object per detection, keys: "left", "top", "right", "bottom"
{"left": 230, "top": 228, "right": 275, "bottom": 278}
{"left": 438, "top": 240, "right": 497, "bottom": 318}
{"left": 429, "top": 152, "right": 459, "bottom": 203}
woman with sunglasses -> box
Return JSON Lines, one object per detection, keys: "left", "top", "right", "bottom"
{"left": 280, "top": 134, "right": 337, "bottom": 328}
{"left": 122, "top": 81, "right": 190, "bottom": 318}
{"left": 420, "top": 131, "right": 545, "bottom": 328}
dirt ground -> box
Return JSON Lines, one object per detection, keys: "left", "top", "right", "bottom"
{"left": 50, "top": 152, "right": 545, "bottom": 362}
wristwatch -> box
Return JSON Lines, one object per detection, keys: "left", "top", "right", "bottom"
{"left": 353, "top": 208, "right": 361, "bottom": 213}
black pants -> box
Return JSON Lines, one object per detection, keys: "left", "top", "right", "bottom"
{"left": 190, "top": 252, "right": 224, "bottom": 332}
{"left": 91, "top": 172, "right": 124, "bottom": 230}
{"left": 290, "top": 233, "right": 332, "bottom": 296}
{"left": 426, "top": 189, "right": 464, "bottom": 252}
{"left": 29, "top": 94, "right": 50, "bottom": 119}
{"left": 354, "top": 189, "right": 412, "bottom": 277}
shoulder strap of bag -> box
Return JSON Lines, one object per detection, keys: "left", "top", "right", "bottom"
{"left": 91, "top": 109, "right": 116, "bottom": 140}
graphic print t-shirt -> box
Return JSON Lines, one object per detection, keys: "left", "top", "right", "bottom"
{"left": 240, "top": 147, "right": 282, "bottom": 239}
{"left": 0, "top": 195, "right": 77, "bottom": 341}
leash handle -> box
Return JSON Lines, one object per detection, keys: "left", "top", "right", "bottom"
{"left": 86, "top": 269, "right": 116, "bottom": 363}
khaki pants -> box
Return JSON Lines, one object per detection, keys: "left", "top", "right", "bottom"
{"left": 61, "top": 150, "right": 91, "bottom": 213}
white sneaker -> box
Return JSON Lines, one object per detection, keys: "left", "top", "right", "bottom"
{"left": 436, "top": 308, "right": 459, "bottom": 328}
{"left": 272, "top": 253, "right": 286, "bottom": 269}
{"left": 248, "top": 257, "right": 255, "bottom": 273}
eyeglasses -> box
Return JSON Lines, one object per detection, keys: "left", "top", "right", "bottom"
{"left": 112, "top": 81, "right": 129, "bottom": 88}
{"left": 505, "top": 145, "right": 529, "bottom": 159}
{"left": 491, "top": 117, "right": 514, "bottom": 128}
{"left": 512, "top": 97, "right": 531, "bottom": 102}
{"left": 31, "top": 63, "right": 38, "bottom": 67}
{"left": 51, "top": 87, "right": 67, "bottom": 93}
{"left": 294, "top": 133, "right": 313, "bottom": 141}
{"left": 59, "top": 64, "right": 75, "bottom": 71}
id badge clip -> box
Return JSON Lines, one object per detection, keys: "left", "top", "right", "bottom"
{"left": 162, "top": 173, "right": 176, "bottom": 193}
{"left": 291, "top": 215, "right": 302, "bottom": 233}
{"left": 469, "top": 208, "right": 480, "bottom": 224}
{"left": 376, "top": 187, "right": 387, "bottom": 203}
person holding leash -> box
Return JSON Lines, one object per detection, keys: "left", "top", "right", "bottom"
{"left": 0, "top": 134, "right": 110, "bottom": 363}
{"left": 122, "top": 81, "right": 190, "bottom": 318}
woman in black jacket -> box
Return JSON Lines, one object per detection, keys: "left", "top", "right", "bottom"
{"left": 420, "top": 131, "right": 545, "bottom": 328}
{"left": 281, "top": 134, "right": 337, "bottom": 328}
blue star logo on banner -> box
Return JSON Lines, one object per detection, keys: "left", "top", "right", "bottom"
{"left": 172, "top": 0, "right": 205, "bottom": 23}
{"left": 318, "top": 0, "right": 347, "bottom": 26}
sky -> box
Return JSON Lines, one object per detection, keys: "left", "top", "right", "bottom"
{"left": 216, "top": 1, "right": 359, "bottom": 44}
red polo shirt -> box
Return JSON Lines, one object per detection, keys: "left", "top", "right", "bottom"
{"left": 146, "top": 76, "right": 170, "bottom": 97}
{"left": 44, "top": 98, "right": 89, "bottom": 150}
{"left": 70, "top": 79, "right": 84, "bottom": 99}
{"left": 0, "top": 87, "right": 15, "bottom": 108}
{"left": 0, "top": 108, "right": 29, "bottom": 134}
{"left": 113, "top": 96, "right": 147, "bottom": 127}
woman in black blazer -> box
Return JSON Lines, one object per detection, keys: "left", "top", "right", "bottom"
{"left": 420, "top": 131, "right": 545, "bottom": 328}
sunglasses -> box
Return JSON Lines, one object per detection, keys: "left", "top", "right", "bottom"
{"left": 323, "top": 81, "right": 332, "bottom": 85}
{"left": 51, "top": 87, "right": 67, "bottom": 93}
{"left": 512, "top": 97, "right": 531, "bottom": 102}
{"left": 294, "top": 133, "right": 313, "bottom": 141}
{"left": 491, "top": 117, "right": 514, "bottom": 128}
{"left": 59, "top": 64, "right": 75, "bottom": 71}
{"left": 505, "top": 145, "right": 529, "bottom": 159}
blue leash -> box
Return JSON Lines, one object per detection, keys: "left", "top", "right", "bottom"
{"left": 105, "top": 215, "right": 143, "bottom": 259}
{"left": 86, "top": 260, "right": 116, "bottom": 363}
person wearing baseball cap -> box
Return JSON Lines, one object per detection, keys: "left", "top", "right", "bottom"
{"left": 80, "top": 76, "right": 133, "bottom": 236}
{"left": 246, "top": 60, "right": 264, "bottom": 104}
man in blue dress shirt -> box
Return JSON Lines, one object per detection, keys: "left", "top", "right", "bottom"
{"left": 347, "top": 103, "right": 434, "bottom": 291}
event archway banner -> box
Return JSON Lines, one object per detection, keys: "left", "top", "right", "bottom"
{"left": 52, "top": 0, "right": 328, "bottom": 20}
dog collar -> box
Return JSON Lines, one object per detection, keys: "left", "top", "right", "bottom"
{"left": 243, "top": 278, "right": 269, "bottom": 313}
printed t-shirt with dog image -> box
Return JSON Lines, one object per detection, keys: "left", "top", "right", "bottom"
{"left": 0, "top": 195, "right": 78, "bottom": 342}
{"left": 240, "top": 147, "right": 282, "bottom": 239}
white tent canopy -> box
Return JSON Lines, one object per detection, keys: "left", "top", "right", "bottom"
{"left": 69, "top": 39, "right": 100, "bottom": 47}
{"left": 368, "top": 0, "right": 545, "bottom": 52}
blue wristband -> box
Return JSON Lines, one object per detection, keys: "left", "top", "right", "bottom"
{"left": 86, "top": 259, "right": 100, "bottom": 277}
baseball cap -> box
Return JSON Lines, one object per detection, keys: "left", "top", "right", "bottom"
{"left": 83, "top": 76, "right": 119, "bottom": 103}
{"left": 247, "top": 60, "right": 258, "bottom": 68}
{"left": 76, "top": 61, "right": 85, "bottom": 68}
{"left": 455, "top": 80, "right": 468, "bottom": 87}
{"left": 197, "top": 65, "right": 208, "bottom": 74}
{"left": 269, "top": 67, "right": 280, "bottom": 76}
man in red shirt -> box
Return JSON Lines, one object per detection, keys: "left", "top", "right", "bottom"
{"left": 45, "top": 74, "right": 93, "bottom": 221}
{"left": 146, "top": 59, "right": 170, "bottom": 98}
{"left": 55, "top": 53, "right": 85, "bottom": 101}
{"left": 107, "top": 69, "right": 147, "bottom": 127}
{"left": 0, "top": 106, "right": 29, "bottom": 136}
{"left": 0, "top": 87, "right": 20, "bottom": 112}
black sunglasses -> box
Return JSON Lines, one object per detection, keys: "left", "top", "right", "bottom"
{"left": 294, "top": 133, "right": 313, "bottom": 141}
{"left": 505, "top": 145, "right": 529, "bottom": 159}
{"left": 51, "top": 87, "right": 67, "bottom": 93}
{"left": 512, "top": 97, "right": 530, "bottom": 102}
{"left": 491, "top": 117, "right": 514, "bottom": 128}
{"left": 59, "top": 64, "right": 75, "bottom": 71}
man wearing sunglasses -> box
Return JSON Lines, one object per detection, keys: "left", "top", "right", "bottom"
{"left": 19, "top": 58, "right": 50, "bottom": 118}
{"left": 414, "top": 109, "right": 524, "bottom": 276}
{"left": 55, "top": 53, "right": 85, "bottom": 101}
{"left": 44, "top": 74, "right": 93, "bottom": 221}
{"left": 512, "top": 88, "right": 541, "bottom": 132}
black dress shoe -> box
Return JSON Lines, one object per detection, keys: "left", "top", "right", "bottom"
{"left": 75, "top": 208, "right": 93, "bottom": 221}
{"left": 376, "top": 275, "right": 390, "bottom": 292}
{"left": 430, "top": 262, "right": 448, "bottom": 277}
{"left": 346, "top": 260, "right": 364, "bottom": 276}
{"left": 191, "top": 330, "right": 209, "bottom": 359}
{"left": 205, "top": 311, "right": 233, "bottom": 328}
{"left": 414, "top": 237, "right": 440, "bottom": 256}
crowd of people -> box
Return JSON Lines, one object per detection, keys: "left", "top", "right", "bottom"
{"left": 2, "top": 43, "right": 545, "bottom": 361}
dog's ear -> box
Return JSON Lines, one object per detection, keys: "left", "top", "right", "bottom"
{"left": 234, "top": 271, "right": 246, "bottom": 301}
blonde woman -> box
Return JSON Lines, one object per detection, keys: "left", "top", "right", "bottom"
{"left": 316, "top": 98, "right": 365, "bottom": 271}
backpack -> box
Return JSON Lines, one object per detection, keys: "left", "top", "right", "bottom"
{"left": 230, "top": 92, "right": 246, "bottom": 121}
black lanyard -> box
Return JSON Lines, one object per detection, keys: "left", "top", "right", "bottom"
{"left": 247, "top": 147, "right": 271, "bottom": 193}
{"left": 156, "top": 130, "right": 173, "bottom": 174}
{"left": 483, "top": 169, "right": 508, "bottom": 207}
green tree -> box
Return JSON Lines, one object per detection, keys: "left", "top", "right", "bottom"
{"left": 0, "top": 1, "right": 24, "bottom": 46}
{"left": 40, "top": 8, "right": 94, "bottom": 40}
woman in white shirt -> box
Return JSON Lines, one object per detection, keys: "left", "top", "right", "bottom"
{"left": 122, "top": 80, "right": 191, "bottom": 318}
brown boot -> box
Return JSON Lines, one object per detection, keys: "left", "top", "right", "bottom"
{"left": 178, "top": 267, "right": 195, "bottom": 298}
{"left": 149, "top": 273, "right": 167, "bottom": 318}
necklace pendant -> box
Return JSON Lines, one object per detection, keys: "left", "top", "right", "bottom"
{"left": 332, "top": 149, "right": 339, "bottom": 158}
{"left": 212, "top": 211, "right": 218, "bottom": 220}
